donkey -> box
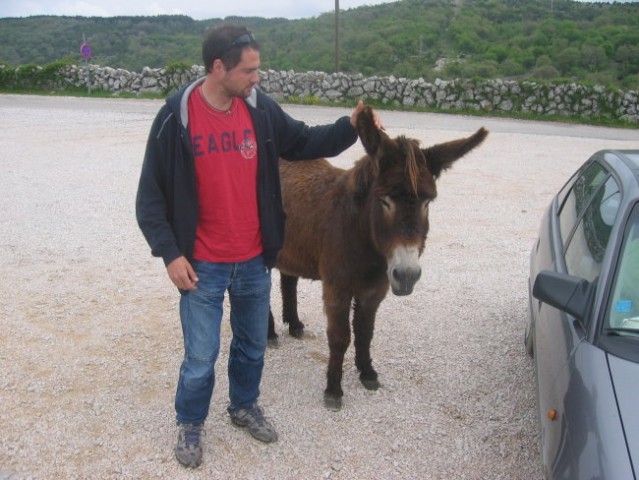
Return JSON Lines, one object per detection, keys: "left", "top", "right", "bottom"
{"left": 268, "top": 106, "right": 488, "bottom": 410}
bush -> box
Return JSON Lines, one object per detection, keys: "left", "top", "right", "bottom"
{"left": 15, "top": 64, "right": 42, "bottom": 88}
{"left": 39, "top": 59, "right": 72, "bottom": 89}
{"left": 0, "top": 63, "right": 13, "bottom": 88}
{"left": 532, "top": 64, "right": 561, "bottom": 80}
{"left": 619, "top": 74, "right": 639, "bottom": 91}
{"left": 164, "top": 60, "right": 193, "bottom": 94}
{"left": 0, "top": 60, "right": 70, "bottom": 90}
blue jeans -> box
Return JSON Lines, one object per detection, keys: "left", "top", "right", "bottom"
{"left": 175, "top": 255, "right": 271, "bottom": 425}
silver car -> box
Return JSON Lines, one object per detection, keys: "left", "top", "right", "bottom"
{"left": 526, "top": 149, "right": 639, "bottom": 479}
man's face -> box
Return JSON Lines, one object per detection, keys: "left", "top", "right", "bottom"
{"left": 221, "top": 47, "right": 261, "bottom": 98}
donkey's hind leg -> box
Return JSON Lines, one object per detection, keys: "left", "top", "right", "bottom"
{"left": 281, "top": 273, "right": 305, "bottom": 338}
{"left": 267, "top": 308, "right": 279, "bottom": 348}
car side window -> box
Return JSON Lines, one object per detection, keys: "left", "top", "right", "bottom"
{"left": 564, "top": 176, "right": 620, "bottom": 282}
{"left": 558, "top": 161, "right": 608, "bottom": 250}
{"left": 606, "top": 204, "right": 639, "bottom": 330}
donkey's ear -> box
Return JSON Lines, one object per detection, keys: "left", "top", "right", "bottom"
{"left": 422, "top": 127, "right": 488, "bottom": 178}
{"left": 356, "top": 106, "right": 388, "bottom": 156}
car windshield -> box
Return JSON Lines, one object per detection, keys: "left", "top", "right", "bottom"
{"left": 606, "top": 203, "right": 639, "bottom": 337}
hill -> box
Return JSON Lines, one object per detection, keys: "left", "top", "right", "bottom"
{"left": 1, "top": 0, "right": 638, "bottom": 88}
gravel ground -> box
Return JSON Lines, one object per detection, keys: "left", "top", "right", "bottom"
{"left": 0, "top": 93, "right": 636, "bottom": 480}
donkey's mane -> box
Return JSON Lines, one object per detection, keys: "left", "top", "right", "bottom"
{"left": 347, "top": 135, "right": 423, "bottom": 200}
{"left": 398, "top": 136, "right": 421, "bottom": 197}
{"left": 348, "top": 153, "right": 376, "bottom": 201}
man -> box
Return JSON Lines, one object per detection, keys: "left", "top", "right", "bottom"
{"left": 136, "top": 24, "right": 374, "bottom": 468}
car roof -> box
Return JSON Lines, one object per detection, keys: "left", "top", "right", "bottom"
{"left": 590, "top": 150, "right": 639, "bottom": 201}
{"left": 600, "top": 150, "right": 639, "bottom": 182}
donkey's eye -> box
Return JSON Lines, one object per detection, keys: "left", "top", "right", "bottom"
{"left": 379, "top": 196, "right": 392, "bottom": 210}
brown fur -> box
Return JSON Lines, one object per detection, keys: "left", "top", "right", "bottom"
{"left": 268, "top": 106, "right": 488, "bottom": 410}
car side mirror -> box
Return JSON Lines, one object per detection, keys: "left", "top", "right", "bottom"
{"left": 532, "top": 270, "right": 594, "bottom": 321}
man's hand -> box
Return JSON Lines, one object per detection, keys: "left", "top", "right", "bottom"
{"left": 167, "top": 256, "right": 198, "bottom": 290}
{"left": 350, "top": 99, "right": 385, "bottom": 130}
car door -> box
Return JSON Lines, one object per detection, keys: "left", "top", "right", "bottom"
{"left": 535, "top": 162, "right": 620, "bottom": 476}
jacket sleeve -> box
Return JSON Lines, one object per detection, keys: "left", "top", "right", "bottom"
{"left": 260, "top": 93, "right": 359, "bottom": 161}
{"left": 135, "top": 108, "right": 183, "bottom": 266}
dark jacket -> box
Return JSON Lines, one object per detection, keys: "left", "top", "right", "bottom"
{"left": 136, "top": 79, "right": 358, "bottom": 269}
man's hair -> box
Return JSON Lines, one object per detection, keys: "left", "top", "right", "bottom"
{"left": 202, "top": 24, "right": 260, "bottom": 73}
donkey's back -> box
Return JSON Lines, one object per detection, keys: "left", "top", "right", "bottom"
{"left": 276, "top": 158, "right": 348, "bottom": 281}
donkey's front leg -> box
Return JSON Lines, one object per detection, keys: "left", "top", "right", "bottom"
{"left": 323, "top": 286, "right": 352, "bottom": 411}
{"left": 353, "top": 288, "right": 386, "bottom": 391}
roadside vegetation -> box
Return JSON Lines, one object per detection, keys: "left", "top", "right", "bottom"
{"left": 1, "top": 0, "right": 637, "bottom": 127}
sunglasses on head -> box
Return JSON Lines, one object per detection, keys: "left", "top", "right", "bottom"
{"left": 224, "top": 32, "right": 255, "bottom": 53}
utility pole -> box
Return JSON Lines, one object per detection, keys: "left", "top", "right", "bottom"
{"left": 335, "top": 0, "right": 340, "bottom": 73}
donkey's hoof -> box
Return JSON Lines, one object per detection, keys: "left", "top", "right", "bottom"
{"left": 267, "top": 336, "right": 280, "bottom": 349}
{"left": 360, "top": 373, "right": 380, "bottom": 390}
{"left": 289, "top": 325, "right": 305, "bottom": 339}
{"left": 361, "top": 378, "right": 380, "bottom": 390}
{"left": 323, "top": 393, "right": 342, "bottom": 411}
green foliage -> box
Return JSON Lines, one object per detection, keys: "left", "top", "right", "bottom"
{"left": 0, "top": 64, "right": 13, "bottom": 88}
{"left": 0, "top": 58, "right": 71, "bottom": 90}
{"left": 163, "top": 60, "right": 194, "bottom": 94}
{"left": 532, "top": 64, "right": 561, "bottom": 80}
{"left": 1, "top": 0, "right": 639, "bottom": 87}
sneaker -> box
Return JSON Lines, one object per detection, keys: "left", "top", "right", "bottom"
{"left": 228, "top": 404, "right": 278, "bottom": 443}
{"left": 175, "top": 423, "right": 204, "bottom": 468}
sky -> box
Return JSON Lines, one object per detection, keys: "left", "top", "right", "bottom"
{"left": 0, "top": 0, "right": 398, "bottom": 20}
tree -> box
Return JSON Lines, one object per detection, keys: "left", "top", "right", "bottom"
{"left": 556, "top": 47, "right": 580, "bottom": 76}
{"left": 580, "top": 44, "right": 607, "bottom": 72}
{"left": 615, "top": 44, "right": 639, "bottom": 75}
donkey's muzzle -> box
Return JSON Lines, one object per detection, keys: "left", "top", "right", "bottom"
{"left": 387, "top": 245, "right": 422, "bottom": 296}
{"left": 390, "top": 265, "right": 422, "bottom": 296}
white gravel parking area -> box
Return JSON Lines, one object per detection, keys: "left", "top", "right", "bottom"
{"left": 0, "top": 93, "right": 636, "bottom": 480}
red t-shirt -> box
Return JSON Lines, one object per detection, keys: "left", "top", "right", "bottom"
{"left": 188, "top": 87, "right": 262, "bottom": 263}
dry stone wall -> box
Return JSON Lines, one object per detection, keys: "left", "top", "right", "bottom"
{"left": 57, "top": 64, "right": 639, "bottom": 123}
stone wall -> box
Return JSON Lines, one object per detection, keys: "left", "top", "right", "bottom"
{"left": 58, "top": 64, "right": 639, "bottom": 123}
